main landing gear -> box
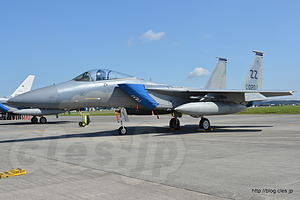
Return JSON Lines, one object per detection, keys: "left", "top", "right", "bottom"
{"left": 199, "top": 117, "right": 210, "bottom": 130}
{"left": 116, "top": 108, "right": 129, "bottom": 135}
{"left": 169, "top": 115, "right": 211, "bottom": 130}
{"left": 169, "top": 117, "right": 180, "bottom": 130}
{"left": 31, "top": 116, "right": 47, "bottom": 124}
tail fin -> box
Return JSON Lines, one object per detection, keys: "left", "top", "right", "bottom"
{"left": 241, "top": 50, "right": 263, "bottom": 90}
{"left": 10, "top": 75, "right": 35, "bottom": 97}
{"left": 205, "top": 57, "right": 227, "bottom": 89}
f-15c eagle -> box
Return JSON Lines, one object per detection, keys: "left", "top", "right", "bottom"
{"left": 7, "top": 51, "right": 295, "bottom": 134}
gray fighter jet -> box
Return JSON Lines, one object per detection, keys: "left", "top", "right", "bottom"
{"left": 7, "top": 51, "right": 295, "bottom": 134}
{"left": 4, "top": 56, "right": 226, "bottom": 126}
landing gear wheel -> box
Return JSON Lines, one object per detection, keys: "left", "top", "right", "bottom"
{"left": 118, "top": 126, "right": 128, "bottom": 135}
{"left": 169, "top": 118, "right": 180, "bottom": 130}
{"left": 40, "top": 117, "right": 47, "bottom": 124}
{"left": 79, "top": 122, "right": 86, "bottom": 127}
{"left": 31, "top": 116, "right": 38, "bottom": 124}
{"left": 199, "top": 118, "right": 210, "bottom": 130}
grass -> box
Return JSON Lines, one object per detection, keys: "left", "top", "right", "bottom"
{"left": 237, "top": 105, "right": 300, "bottom": 114}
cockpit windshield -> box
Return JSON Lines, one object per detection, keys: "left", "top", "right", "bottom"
{"left": 73, "top": 69, "right": 133, "bottom": 82}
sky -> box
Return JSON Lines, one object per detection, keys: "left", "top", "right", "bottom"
{"left": 1, "top": 0, "right": 300, "bottom": 99}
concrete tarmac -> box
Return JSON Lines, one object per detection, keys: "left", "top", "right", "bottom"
{"left": 0, "top": 114, "right": 299, "bottom": 200}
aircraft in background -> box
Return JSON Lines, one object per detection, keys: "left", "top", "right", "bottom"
{"left": 0, "top": 75, "right": 35, "bottom": 113}
{"left": 0, "top": 75, "right": 35, "bottom": 100}
{"left": 0, "top": 75, "right": 65, "bottom": 123}
{"left": 7, "top": 51, "right": 295, "bottom": 134}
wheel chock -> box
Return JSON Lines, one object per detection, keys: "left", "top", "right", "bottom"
{"left": 168, "top": 128, "right": 182, "bottom": 131}
{"left": 4, "top": 171, "right": 14, "bottom": 177}
{"left": 9, "top": 168, "right": 27, "bottom": 176}
{"left": 0, "top": 172, "right": 9, "bottom": 179}
{"left": 197, "top": 128, "right": 214, "bottom": 132}
{"left": 0, "top": 168, "right": 27, "bottom": 179}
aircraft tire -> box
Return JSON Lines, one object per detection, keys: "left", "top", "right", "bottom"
{"left": 199, "top": 118, "right": 210, "bottom": 130}
{"left": 118, "top": 126, "right": 128, "bottom": 135}
{"left": 169, "top": 118, "right": 180, "bottom": 130}
{"left": 79, "top": 122, "right": 86, "bottom": 127}
{"left": 31, "top": 116, "right": 38, "bottom": 124}
{"left": 40, "top": 117, "right": 47, "bottom": 124}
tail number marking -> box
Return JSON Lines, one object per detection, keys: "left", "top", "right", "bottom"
{"left": 250, "top": 70, "right": 258, "bottom": 79}
{"left": 246, "top": 84, "right": 258, "bottom": 90}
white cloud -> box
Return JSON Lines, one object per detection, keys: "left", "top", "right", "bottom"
{"left": 127, "top": 37, "right": 134, "bottom": 46}
{"left": 187, "top": 68, "right": 210, "bottom": 78}
{"left": 139, "top": 29, "right": 165, "bottom": 41}
{"left": 198, "top": 35, "right": 211, "bottom": 42}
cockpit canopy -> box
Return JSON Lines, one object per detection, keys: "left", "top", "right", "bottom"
{"left": 73, "top": 69, "right": 133, "bottom": 82}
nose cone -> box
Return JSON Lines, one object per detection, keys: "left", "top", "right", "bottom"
{"left": 8, "top": 85, "right": 59, "bottom": 108}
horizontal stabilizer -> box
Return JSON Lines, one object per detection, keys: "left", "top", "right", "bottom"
{"left": 245, "top": 93, "right": 267, "bottom": 101}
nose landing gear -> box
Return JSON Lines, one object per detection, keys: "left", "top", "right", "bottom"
{"left": 116, "top": 108, "right": 129, "bottom": 135}
{"left": 78, "top": 114, "right": 90, "bottom": 127}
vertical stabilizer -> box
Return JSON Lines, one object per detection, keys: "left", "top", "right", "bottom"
{"left": 205, "top": 57, "right": 227, "bottom": 89}
{"left": 241, "top": 50, "right": 263, "bottom": 90}
{"left": 11, "top": 75, "right": 35, "bottom": 97}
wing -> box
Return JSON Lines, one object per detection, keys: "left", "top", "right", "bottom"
{"left": 146, "top": 86, "right": 295, "bottom": 101}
